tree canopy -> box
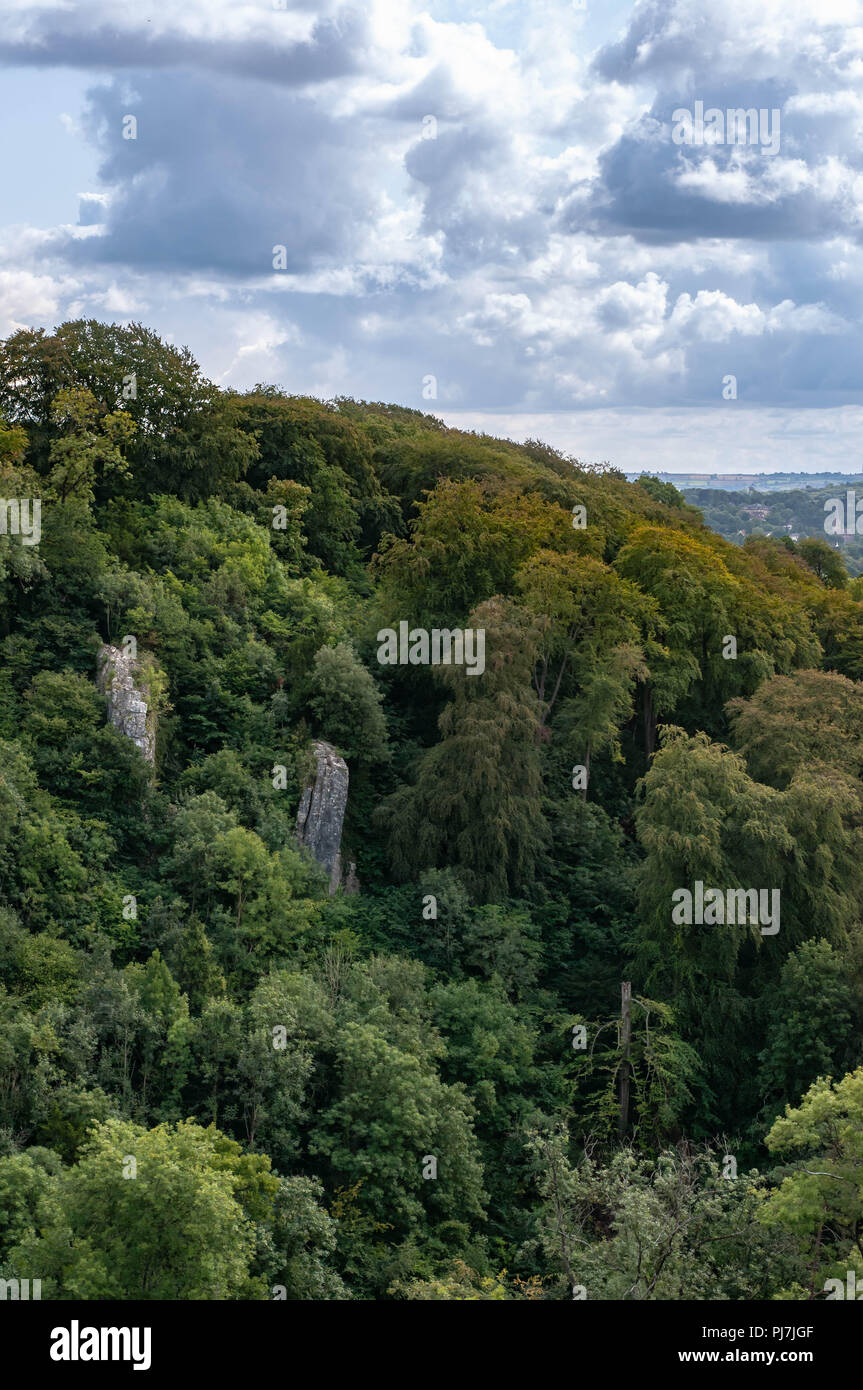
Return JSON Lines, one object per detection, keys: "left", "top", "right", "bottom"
{"left": 1, "top": 319, "right": 862, "bottom": 1301}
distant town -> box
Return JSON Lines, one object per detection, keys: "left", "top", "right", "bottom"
{"left": 631, "top": 473, "right": 863, "bottom": 577}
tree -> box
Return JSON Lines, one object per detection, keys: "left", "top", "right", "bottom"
{"left": 617, "top": 523, "right": 820, "bottom": 743}
{"left": 797, "top": 536, "right": 847, "bottom": 589}
{"left": 573, "top": 994, "right": 703, "bottom": 1150}
{"left": 235, "top": 970, "right": 316, "bottom": 1159}
{"left": 758, "top": 941, "right": 858, "bottom": 1123}
{"left": 376, "top": 598, "right": 546, "bottom": 900}
{"left": 374, "top": 478, "right": 577, "bottom": 625}
{"left": 310, "top": 1020, "right": 487, "bottom": 1259}
{"left": 168, "top": 915, "right": 226, "bottom": 1014}
{"left": 554, "top": 641, "right": 648, "bottom": 790}
{"left": 163, "top": 791, "right": 241, "bottom": 913}
{"left": 0, "top": 321, "right": 257, "bottom": 500}
{"left": 22, "top": 668, "right": 151, "bottom": 838}
{"left": 0, "top": 1147, "right": 62, "bottom": 1263}
{"left": 430, "top": 974, "right": 540, "bottom": 1235}
{"left": 728, "top": 668, "right": 863, "bottom": 789}
{"left": 123, "top": 951, "right": 193, "bottom": 1120}
{"left": 633, "top": 727, "right": 790, "bottom": 1129}
{"left": 307, "top": 642, "right": 389, "bottom": 766}
{"left": 46, "top": 388, "right": 135, "bottom": 505}
{"left": 0, "top": 414, "right": 27, "bottom": 464}
{"left": 636, "top": 476, "right": 687, "bottom": 509}
{"left": 231, "top": 389, "right": 396, "bottom": 570}
{"left": 759, "top": 1069, "right": 863, "bottom": 1298}
{"left": 394, "top": 1260, "right": 542, "bottom": 1299}
{"left": 254, "top": 1175, "right": 348, "bottom": 1300}
{"left": 528, "top": 1127, "right": 792, "bottom": 1300}
{"left": 516, "top": 549, "right": 651, "bottom": 738}
{"left": 634, "top": 727, "right": 786, "bottom": 1002}
{"left": 7, "top": 1118, "right": 276, "bottom": 1299}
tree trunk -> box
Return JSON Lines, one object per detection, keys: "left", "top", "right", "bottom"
{"left": 618, "top": 981, "right": 632, "bottom": 1139}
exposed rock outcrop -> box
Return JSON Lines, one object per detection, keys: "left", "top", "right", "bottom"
{"left": 96, "top": 644, "right": 156, "bottom": 766}
{"left": 295, "top": 740, "right": 349, "bottom": 894}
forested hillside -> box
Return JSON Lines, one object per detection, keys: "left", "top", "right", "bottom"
{"left": 686, "top": 483, "right": 863, "bottom": 577}
{"left": 2, "top": 320, "right": 863, "bottom": 1301}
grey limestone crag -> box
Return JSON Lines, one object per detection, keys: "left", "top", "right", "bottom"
{"left": 295, "top": 739, "right": 349, "bottom": 894}
{"left": 97, "top": 644, "right": 156, "bottom": 766}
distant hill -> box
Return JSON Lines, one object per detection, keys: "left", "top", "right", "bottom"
{"left": 628, "top": 470, "right": 863, "bottom": 493}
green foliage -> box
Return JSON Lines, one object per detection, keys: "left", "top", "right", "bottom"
{"left": 2, "top": 317, "right": 863, "bottom": 1300}
{"left": 376, "top": 598, "right": 546, "bottom": 900}
{"left": 528, "top": 1127, "right": 795, "bottom": 1300}
{"left": 637, "top": 475, "right": 688, "bottom": 509}
{"left": 5, "top": 1118, "right": 275, "bottom": 1298}
{"left": 307, "top": 642, "right": 389, "bottom": 766}
{"left": 46, "top": 387, "right": 135, "bottom": 504}
{"left": 797, "top": 536, "right": 848, "bottom": 589}
{"left": 728, "top": 668, "right": 863, "bottom": 788}
{"left": 759, "top": 1069, "right": 863, "bottom": 1298}
{"left": 758, "top": 941, "right": 859, "bottom": 1124}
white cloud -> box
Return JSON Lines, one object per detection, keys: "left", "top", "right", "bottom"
{"left": 0, "top": 0, "right": 862, "bottom": 460}
{"left": 0, "top": 268, "right": 79, "bottom": 336}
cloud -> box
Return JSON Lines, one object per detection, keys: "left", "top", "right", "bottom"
{"left": 440, "top": 403, "right": 863, "bottom": 474}
{"left": 0, "top": 2, "right": 363, "bottom": 85}
{"left": 593, "top": 0, "right": 862, "bottom": 87}
{"left": 63, "top": 69, "right": 412, "bottom": 278}
{"left": 667, "top": 288, "right": 844, "bottom": 341}
{"left": 1, "top": 0, "right": 862, "bottom": 450}
{"left": 0, "top": 267, "right": 79, "bottom": 336}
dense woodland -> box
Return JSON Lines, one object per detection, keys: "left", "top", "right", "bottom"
{"left": 1, "top": 320, "right": 862, "bottom": 1301}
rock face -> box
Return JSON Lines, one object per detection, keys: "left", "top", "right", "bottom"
{"left": 295, "top": 740, "right": 349, "bottom": 894}
{"left": 96, "top": 644, "right": 156, "bottom": 766}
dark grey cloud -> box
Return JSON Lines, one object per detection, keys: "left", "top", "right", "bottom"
{"left": 577, "top": 83, "right": 863, "bottom": 247}
{"left": 64, "top": 68, "right": 386, "bottom": 275}
{"left": 582, "top": 125, "right": 829, "bottom": 245}
{"left": 586, "top": 1, "right": 863, "bottom": 246}
{"left": 0, "top": 5, "right": 364, "bottom": 87}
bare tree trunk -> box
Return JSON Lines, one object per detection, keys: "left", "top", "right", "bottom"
{"left": 618, "top": 981, "right": 632, "bottom": 1139}
{"left": 543, "top": 1136, "right": 577, "bottom": 1293}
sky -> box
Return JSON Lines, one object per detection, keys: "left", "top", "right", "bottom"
{"left": 2, "top": 0, "right": 863, "bottom": 474}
